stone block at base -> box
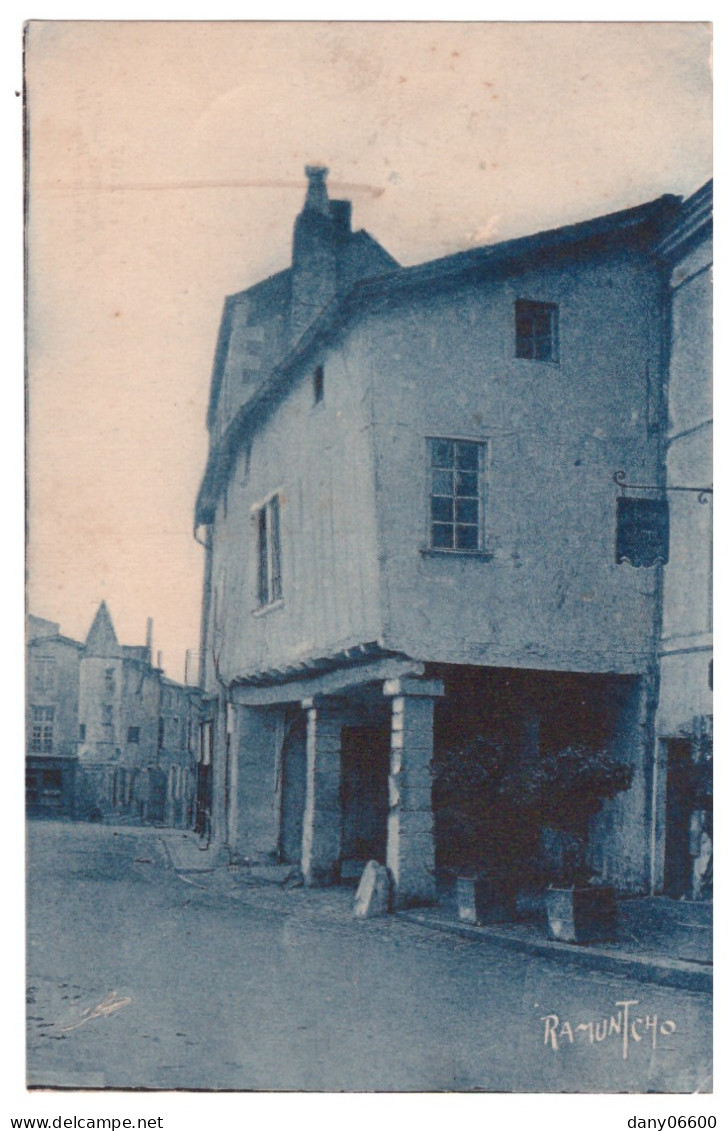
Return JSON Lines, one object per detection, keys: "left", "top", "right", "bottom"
{"left": 545, "top": 885, "right": 617, "bottom": 943}
{"left": 354, "top": 860, "right": 392, "bottom": 918}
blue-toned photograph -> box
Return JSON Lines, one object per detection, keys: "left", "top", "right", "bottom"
{"left": 23, "top": 20, "right": 712, "bottom": 1096}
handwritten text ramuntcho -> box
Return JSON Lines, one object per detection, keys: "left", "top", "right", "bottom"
{"left": 540, "top": 1000, "right": 677, "bottom": 1059}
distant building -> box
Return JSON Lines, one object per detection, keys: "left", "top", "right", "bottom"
{"left": 194, "top": 168, "right": 710, "bottom": 906}
{"left": 158, "top": 677, "right": 203, "bottom": 828}
{"left": 26, "top": 603, "right": 202, "bottom": 826}
{"left": 75, "top": 602, "right": 162, "bottom": 818}
{"left": 26, "top": 615, "right": 83, "bottom": 817}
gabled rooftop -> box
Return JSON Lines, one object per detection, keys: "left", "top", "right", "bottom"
{"left": 205, "top": 167, "right": 399, "bottom": 431}
{"left": 84, "top": 600, "right": 120, "bottom": 657}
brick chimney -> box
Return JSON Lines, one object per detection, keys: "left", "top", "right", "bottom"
{"left": 290, "top": 166, "right": 348, "bottom": 342}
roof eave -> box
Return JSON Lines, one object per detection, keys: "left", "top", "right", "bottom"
{"left": 653, "top": 180, "right": 712, "bottom": 263}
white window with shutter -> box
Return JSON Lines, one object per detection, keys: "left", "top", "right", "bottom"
{"left": 254, "top": 493, "right": 283, "bottom": 608}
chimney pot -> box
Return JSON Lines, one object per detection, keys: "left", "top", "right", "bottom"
{"left": 302, "top": 165, "right": 330, "bottom": 215}
{"left": 305, "top": 164, "right": 329, "bottom": 181}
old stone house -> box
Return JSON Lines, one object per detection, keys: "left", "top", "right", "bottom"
{"left": 75, "top": 601, "right": 162, "bottom": 818}
{"left": 26, "top": 615, "right": 83, "bottom": 816}
{"left": 194, "top": 168, "right": 710, "bottom": 908}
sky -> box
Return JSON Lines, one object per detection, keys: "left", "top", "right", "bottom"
{"left": 24, "top": 21, "right": 712, "bottom": 681}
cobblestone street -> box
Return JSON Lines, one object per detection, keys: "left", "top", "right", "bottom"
{"left": 27, "top": 821, "right": 712, "bottom": 1093}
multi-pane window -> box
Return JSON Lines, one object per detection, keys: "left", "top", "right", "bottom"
{"left": 429, "top": 439, "right": 485, "bottom": 551}
{"left": 256, "top": 494, "right": 283, "bottom": 607}
{"left": 79, "top": 723, "right": 86, "bottom": 742}
{"left": 102, "top": 704, "right": 114, "bottom": 728}
{"left": 104, "top": 667, "right": 116, "bottom": 695}
{"left": 515, "top": 300, "right": 559, "bottom": 362}
{"left": 127, "top": 726, "right": 140, "bottom": 744}
{"left": 31, "top": 706, "right": 54, "bottom": 753}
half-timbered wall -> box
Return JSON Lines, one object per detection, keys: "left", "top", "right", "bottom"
{"left": 203, "top": 327, "right": 383, "bottom": 687}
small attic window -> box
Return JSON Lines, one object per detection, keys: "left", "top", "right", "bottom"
{"left": 515, "top": 300, "right": 559, "bottom": 363}
{"left": 313, "top": 365, "right": 324, "bottom": 405}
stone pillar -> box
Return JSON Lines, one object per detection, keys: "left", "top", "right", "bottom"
{"left": 587, "top": 674, "right": 657, "bottom": 893}
{"left": 231, "top": 704, "right": 281, "bottom": 862}
{"left": 650, "top": 737, "right": 669, "bottom": 895}
{"left": 301, "top": 697, "right": 345, "bottom": 887}
{"left": 383, "top": 678, "right": 444, "bottom": 909}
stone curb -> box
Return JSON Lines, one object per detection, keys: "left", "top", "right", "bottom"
{"left": 157, "top": 843, "right": 712, "bottom": 995}
{"left": 399, "top": 912, "right": 713, "bottom": 994}
{"left": 158, "top": 834, "right": 222, "bottom": 874}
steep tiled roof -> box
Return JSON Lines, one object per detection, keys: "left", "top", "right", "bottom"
{"left": 84, "top": 600, "right": 120, "bottom": 657}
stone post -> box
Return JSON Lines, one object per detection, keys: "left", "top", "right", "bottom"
{"left": 383, "top": 678, "right": 444, "bottom": 909}
{"left": 301, "top": 697, "right": 346, "bottom": 886}
{"left": 231, "top": 704, "right": 281, "bottom": 862}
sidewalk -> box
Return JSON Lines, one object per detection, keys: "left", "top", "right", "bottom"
{"left": 399, "top": 896, "right": 712, "bottom": 994}
{"left": 156, "top": 829, "right": 712, "bottom": 994}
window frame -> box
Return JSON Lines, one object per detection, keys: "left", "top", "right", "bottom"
{"left": 253, "top": 492, "right": 283, "bottom": 610}
{"left": 425, "top": 436, "right": 489, "bottom": 556}
{"left": 514, "top": 299, "right": 560, "bottom": 364}
{"left": 31, "top": 706, "right": 55, "bottom": 753}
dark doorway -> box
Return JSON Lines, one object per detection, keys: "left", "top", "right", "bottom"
{"left": 26, "top": 768, "right": 40, "bottom": 807}
{"left": 340, "top": 725, "right": 390, "bottom": 864}
{"left": 148, "top": 768, "right": 167, "bottom": 824}
{"left": 26, "top": 761, "right": 73, "bottom": 817}
{"left": 195, "top": 764, "right": 213, "bottom": 837}
{"left": 279, "top": 713, "right": 307, "bottom": 864}
{"left": 664, "top": 738, "right": 694, "bottom": 898}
